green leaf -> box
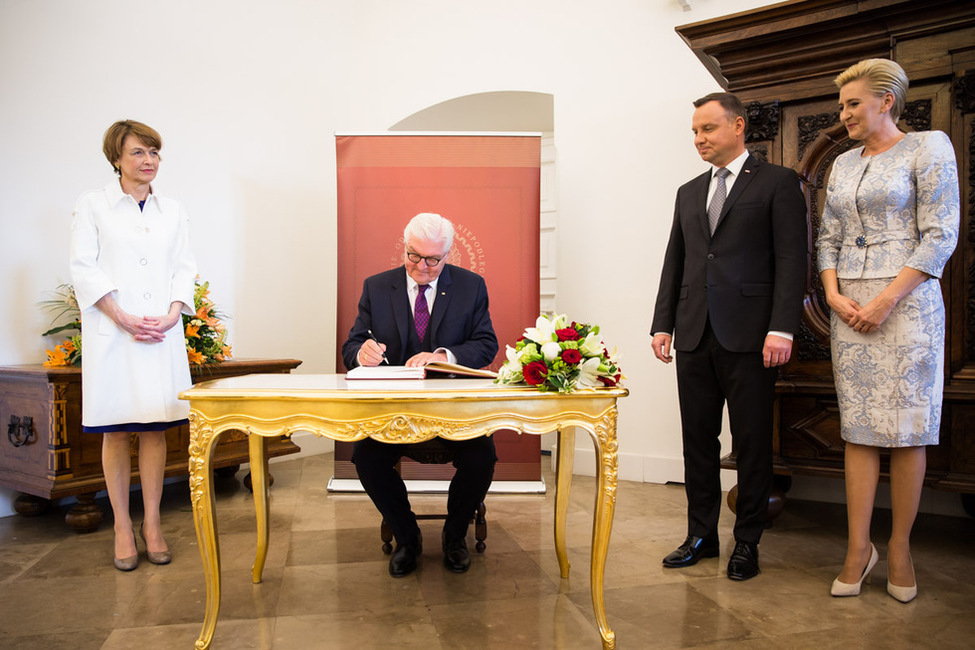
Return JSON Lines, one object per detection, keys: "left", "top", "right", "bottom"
{"left": 42, "top": 322, "right": 81, "bottom": 337}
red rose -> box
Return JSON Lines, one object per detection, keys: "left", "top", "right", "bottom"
{"left": 522, "top": 361, "right": 549, "bottom": 385}
{"left": 561, "top": 348, "right": 582, "bottom": 364}
{"left": 598, "top": 373, "right": 620, "bottom": 387}
{"left": 556, "top": 327, "right": 580, "bottom": 342}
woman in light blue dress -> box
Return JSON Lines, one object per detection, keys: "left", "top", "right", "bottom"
{"left": 818, "top": 59, "right": 959, "bottom": 602}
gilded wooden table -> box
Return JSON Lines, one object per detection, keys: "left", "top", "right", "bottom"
{"left": 0, "top": 358, "right": 301, "bottom": 532}
{"left": 180, "top": 374, "right": 627, "bottom": 649}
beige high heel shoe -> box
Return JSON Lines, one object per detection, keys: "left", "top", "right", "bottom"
{"left": 831, "top": 543, "right": 878, "bottom": 597}
{"left": 113, "top": 530, "right": 139, "bottom": 572}
{"left": 887, "top": 555, "right": 917, "bottom": 603}
{"left": 139, "top": 524, "right": 172, "bottom": 565}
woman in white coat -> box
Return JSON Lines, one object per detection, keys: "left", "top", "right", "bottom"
{"left": 70, "top": 120, "right": 197, "bottom": 570}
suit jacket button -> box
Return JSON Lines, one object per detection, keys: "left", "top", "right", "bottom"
{"left": 707, "top": 253, "right": 715, "bottom": 260}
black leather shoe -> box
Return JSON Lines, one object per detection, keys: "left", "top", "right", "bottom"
{"left": 727, "top": 541, "right": 760, "bottom": 581}
{"left": 442, "top": 534, "right": 471, "bottom": 573}
{"left": 662, "top": 535, "right": 720, "bottom": 568}
{"left": 389, "top": 534, "right": 422, "bottom": 577}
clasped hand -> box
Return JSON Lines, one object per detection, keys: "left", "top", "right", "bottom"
{"left": 117, "top": 310, "right": 181, "bottom": 343}
{"left": 828, "top": 292, "right": 893, "bottom": 335}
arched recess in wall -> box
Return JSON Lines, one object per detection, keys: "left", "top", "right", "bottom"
{"left": 390, "top": 91, "right": 557, "bottom": 313}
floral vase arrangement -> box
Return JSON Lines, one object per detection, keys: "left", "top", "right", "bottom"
{"left": 39, "top": 284, "right": 82, "bottom": 367}
{"left": 41, "top": 278, "right": 232, "bottom": 367}
{"left": 182, "top": 279, "right": 233, "bottom": 364}
{"left": 495, "top": 313, "right": 622, "bottom": 393}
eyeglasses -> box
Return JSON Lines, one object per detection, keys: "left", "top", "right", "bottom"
{"left": 406, "top": 251, "right": 444, "bottom": 267}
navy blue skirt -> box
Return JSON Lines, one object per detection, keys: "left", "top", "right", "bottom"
{"left": 82, "top": 418, "right": 189, "bottom": 434}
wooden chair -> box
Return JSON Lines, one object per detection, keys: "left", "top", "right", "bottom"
{"left": 380, "top": 438, "right": 488, "bottom": 554}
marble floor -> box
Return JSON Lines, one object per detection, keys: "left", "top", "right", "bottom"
{"left": 1, "top": 453, "right": 974, "bottom": 649}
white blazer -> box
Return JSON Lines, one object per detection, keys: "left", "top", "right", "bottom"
{"left": 69, "top": 180, "right": 197, "bottom": 428}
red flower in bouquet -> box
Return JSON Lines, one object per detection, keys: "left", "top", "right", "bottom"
{"left": 522, "top": 361, "right": 549, "bottom": 385}
{"left": 556, "top": 327, "right": 580, "bottom": 342}
{"left": 561, "top": 348, "right": 582, "bottom": 365}
{"left": 496, "top": 314, "right": 623, "bottom": 393}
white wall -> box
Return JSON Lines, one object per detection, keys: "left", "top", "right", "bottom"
{"left": 0, "top": 0, "right": 798, "bottom": 518}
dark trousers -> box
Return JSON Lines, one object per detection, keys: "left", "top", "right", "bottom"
{"left": 675, "top": 323, "right": 777, "bottom": 545}
{"left": 352, "top": 437, "right": 497, "bottom": 544}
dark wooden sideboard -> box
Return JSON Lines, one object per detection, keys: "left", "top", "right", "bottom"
{"left": 0, "top": 358, "right": 302, "bottom": 532}
{"left": 677, "top": 0, "right": 975, "bottom": 516}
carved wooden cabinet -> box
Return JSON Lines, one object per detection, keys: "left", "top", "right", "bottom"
{"left": 677, "top": 0, "right": 975, "bottom": 514}
{"left": 0, "top": 358, "right": 302, "bottom": 532}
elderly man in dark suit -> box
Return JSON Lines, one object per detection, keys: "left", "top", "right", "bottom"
{"left": 651, "top": 92, "right": 807, "bottom": 581}
{"left": 342, "top": 212, "right": 499, "bottom": 577}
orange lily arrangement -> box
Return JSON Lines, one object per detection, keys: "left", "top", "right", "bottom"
{"left": 183, "top": 279, "right": 233, "bottom": 365}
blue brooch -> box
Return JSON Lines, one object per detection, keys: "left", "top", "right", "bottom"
{"left": 855, "top": 235, "right": 867, "bottom": 249}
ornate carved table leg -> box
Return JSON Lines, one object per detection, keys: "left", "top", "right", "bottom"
{"left": 65, "top": 493, "right": 103, "bottom": 533}
{"left": 189, "top": 413, "right": 222, "bottom": 650}
{"left": 249, "top": 434, "right": 270, "bottom": 584}
{"left": 589, "top": 408, "right": 619, "bottom": 650}
{"left": 554, "top": 426, "right": 576, "bottom": 578}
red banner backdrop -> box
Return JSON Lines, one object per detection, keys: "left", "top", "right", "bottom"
{"left": 334, "top": 134, "right": 541, "bottom": 482}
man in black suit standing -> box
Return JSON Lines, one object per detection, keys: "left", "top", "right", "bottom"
{"left": 651, "top": 93, "right": 807, "bottom": 581}
{"left": 342, "top": 212, "right": 499, "bottom": 577}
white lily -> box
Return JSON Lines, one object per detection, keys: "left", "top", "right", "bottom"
{"left": 579, "top": 331, "right": 604, "bottom": 356}
{"left": 504, "top": 347, "right": 522, "bottom": 370}
{"left": 577, "top": 357, "right": 602, "bottom": 388}
{"left": 524, "top": 314, "right": 559, "bottom": 344}
{"left": 497, "top": 365, "right": 521, "bottom": 383}
{"left": 495, "top": 347, "right": 524, "bottom": 384}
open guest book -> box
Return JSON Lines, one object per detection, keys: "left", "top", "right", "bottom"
{"left": 345, "top": 361, "right": 497, "bottom": 380}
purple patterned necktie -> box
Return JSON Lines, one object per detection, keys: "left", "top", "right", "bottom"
{"left": 414, "top": 284, "right": 430, "bottom": 341}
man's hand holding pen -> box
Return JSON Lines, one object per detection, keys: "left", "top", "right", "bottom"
{"left": 357, "top": 329, "right": 389, "bottom": 366}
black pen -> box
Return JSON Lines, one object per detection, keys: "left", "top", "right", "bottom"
{"left": 366, "top": 329, "right": 390, "bottom": 365}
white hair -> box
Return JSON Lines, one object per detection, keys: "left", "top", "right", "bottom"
{"left": 403, "top": 212, "right": 455, "bottom": 255}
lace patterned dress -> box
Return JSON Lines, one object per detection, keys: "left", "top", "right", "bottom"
{"left": 817, "top": 131, "right": 959, "bottom": 447}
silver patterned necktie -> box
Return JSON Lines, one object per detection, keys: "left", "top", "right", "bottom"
{"left": 708, "top": 167, "right": 731, "bottom": 234}
{"left": 414, "top": 284, "right": 430, "bottom": 340}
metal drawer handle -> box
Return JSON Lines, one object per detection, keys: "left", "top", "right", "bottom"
{"left": 7, "top": 415, "right": 35, "bottom": 447}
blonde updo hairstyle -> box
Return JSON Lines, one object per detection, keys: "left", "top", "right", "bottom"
{"left": 834, "top": 58, "right": 909, "bottom": 122}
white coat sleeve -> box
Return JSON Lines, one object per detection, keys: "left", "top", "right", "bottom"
{"left": 69, "top": 194, "right": 117, "bottom": 312}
